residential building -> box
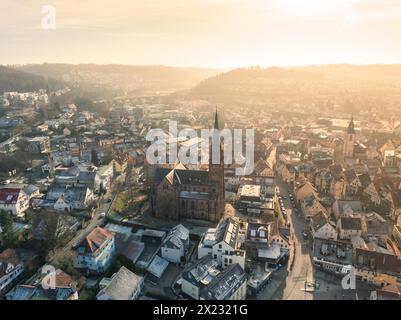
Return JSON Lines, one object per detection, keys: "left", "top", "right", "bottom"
{"left": 198, "top": 218, "right": 246, "bottom": 269}
{"left": 26, "top": 136, "right": 50, "bottom": 154}
{"left": 6, "top": 269, "right": 78, "bottom": 300}
{"left": 0, "top": 188, "right": 29, "bottom": 217}
{"left": 161, "top": 224, "right": 190, "bottom": 264}
{"left": 0, "top": 249, "right": 24, "bottom": 294}
{"left": 181, "top": 256, "right": 220, "bottom": 300}
{"left": 392, "top": 225, "right": 401, "bottom": 251}
{"left": 73, "top": 227, "right": 115, "bottom": 274}
{"left": 199, "top": 263, "right": 247, "bottom": 300}
{"left": 355, "top": 247, "right": 401, "bottom": 286}
{"left": 301, "top": 195, "right": 327, "bottom": 220}
{"left": 332, "top": 199, "right": 363, "bottom": 220}
{"left": 147, "top": 255, "right": 169, "bottom": 281}
{"left": 337, "top": 216, "right": 365, "bottom": 240}
{"left": 312, "top": 238, "right": 353, "bottom": 275}
{"left": 42, "top": 186, "right": 94, "bottom": 212}
{"left": 96, "top": 266, "right": 144, "bottom": 300}
{"left": 310, "top": 212, "right": 338, "bottom": 240}
{"left": 376, "top": 284, "right": 401, "bottom": 300}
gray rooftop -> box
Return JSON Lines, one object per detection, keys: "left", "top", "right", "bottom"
{"left": 97, "top": 266, "right": 143, "bottom": 300}
{"left": 147, "top": 255, "right": 169, "bottom": 278}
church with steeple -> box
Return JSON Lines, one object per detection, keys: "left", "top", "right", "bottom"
{"left": 344, "top": 116, "right": 356, "bottom": 158}
{"left": 151, "top": 110, "right": 225, "bottom": 222}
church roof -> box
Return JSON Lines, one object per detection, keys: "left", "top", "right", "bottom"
{"left": 172, "top": 169, "right": 209, "bottom": 185}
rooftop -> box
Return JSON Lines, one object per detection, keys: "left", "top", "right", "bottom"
{"left": 240, "top": 185, "right": 261, "bottom": 198}
{"left": 77, "top": 227, "right": 113, "bottom": 256}
{"left": 313, "top": 238, "right": 353, "bottom": 266}
{"left": 200, "top": 263, "right": 246, "bottom": 300}
{"left": 97, "top": 266, "right": 143, "bottom": 300}
{"left": 123, "top": 240, "right": 145, "bottom": 264}
{"left": 147, "top": 255, "right": 169, "bottom": 279}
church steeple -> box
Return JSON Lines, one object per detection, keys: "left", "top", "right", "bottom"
{"left": 344, "top": 115, "right": 356, "bottom": 158}
{"left": 209, "top": 109, "right": 225, "bottom": 219}
{"left": 347, "top": 115, "right": 355, "bottom": 134}
{"left": 213, "top": 107, "right": 224, "bottom": 130}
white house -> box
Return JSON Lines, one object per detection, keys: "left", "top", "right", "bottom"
{"left": 198, "top": 218, "right": 246, "bottom": 269}
{"left": 310, "top": 212, "right": 338, "bottom": 240}
{"left": 43, "top": 186, "right": 94, "bottom": 212}
{"left": 161, "top": 224, "right": 190, "bottom": 264}
{"left": 95, "top": 163, "right": 114, "bottom": 192}
{"left": 0, "top": 188, "right": 29, "bottom": 217}
{"left": 73, "top": 227, "right": 115, "bottom": 274}
{"left": 0, "top": 249, "right": 24, "bottom": 294}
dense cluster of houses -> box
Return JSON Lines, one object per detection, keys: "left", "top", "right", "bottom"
{"left": 275, "top": 119, "right": 401, "bottom": 290}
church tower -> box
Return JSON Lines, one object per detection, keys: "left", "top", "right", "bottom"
{"left": 209, "top": 109, "right": 225, "bottom": 219}
{"left": 344, "top": 116, "right": 356, "bottom": 158}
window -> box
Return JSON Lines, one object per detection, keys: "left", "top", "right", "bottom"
{"left": 219, "top": 244, "right": 222, "bottom": 249}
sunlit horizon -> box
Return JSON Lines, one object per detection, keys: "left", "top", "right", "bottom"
{"left": 2, "top": 0, "right": 401, "bottom": 68}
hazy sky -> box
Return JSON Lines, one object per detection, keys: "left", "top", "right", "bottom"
{"left": 2, "top": 0, "right": 401, "bottom": 68}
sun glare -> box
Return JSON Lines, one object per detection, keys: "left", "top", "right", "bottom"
{"left": 278, "top": 0, "right": 339, "bottom": 16}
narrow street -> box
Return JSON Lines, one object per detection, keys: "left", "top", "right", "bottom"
{"left": 264, "top": 179, "right": 375, "bottom": 300}
{"left": 47, "top": 184, "right": 117, "bottom": 265}
{"left": 270, "top": 179, "right": 314, "bottom": 300}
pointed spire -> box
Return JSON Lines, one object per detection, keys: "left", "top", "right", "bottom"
{"left": 214, "top": 106, "right": 219, "bottom": 129}
{"left": 213, "top": 107, "right": 225, "bottom": 130}
{"left": 348, "top": 115, "right": 355, "bottom": 134}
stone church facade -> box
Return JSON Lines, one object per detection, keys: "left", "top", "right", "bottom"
{"left": 151, "top": 111, "right": 225, "bottom": 222}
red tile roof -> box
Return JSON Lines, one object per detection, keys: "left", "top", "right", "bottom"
{"left": 78, "top": 227, "right": 113, "bottom": 256}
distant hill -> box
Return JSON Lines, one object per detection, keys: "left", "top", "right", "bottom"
{"left": 189, "top": 65, "right": 401, "bottom": 104}
{"left": 0, "top": 66, "right": 60, "bottom": 94}
{"left": 15, "top": 64, "right": 222, "bottom": 95}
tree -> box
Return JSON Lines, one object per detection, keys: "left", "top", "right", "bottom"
{"left": 32, "top": 211, "right": 68, "bottom": 253}
{"left": 0, "top": 210, "right": 18, "bottom": 250}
